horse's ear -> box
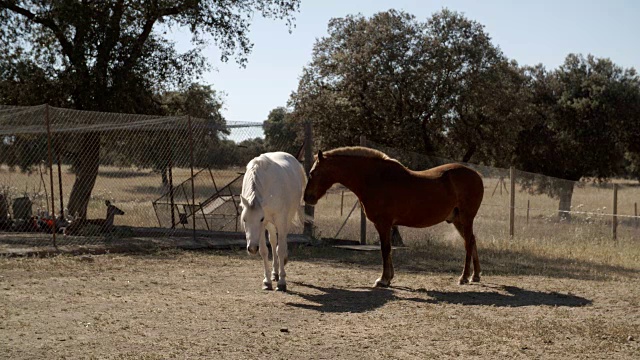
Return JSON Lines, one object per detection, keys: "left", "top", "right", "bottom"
{"left": 317, "top": 150, "right": 324, "bottom": 161}
{"left": 105, "top": 200, "right": 111, "bottom": 206}
{"left": 240, "top": 195, "right": 249, "bottom": 208}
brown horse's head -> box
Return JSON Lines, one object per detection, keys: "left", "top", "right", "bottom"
{"left": 304, "top": 150, "right": 335, "bottom": 205}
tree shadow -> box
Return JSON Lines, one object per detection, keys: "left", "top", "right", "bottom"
{"left": 285, "top": 281, "right": 428, "bottom": 313}
{"left": 395, "top": 283, "right": 592, "bottom": 307}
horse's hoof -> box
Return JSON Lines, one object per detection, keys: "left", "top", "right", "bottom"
{"left": 374, "top": 278, "right": 390, "bottom": 288}
{"left": 276, "top": 283, "right": 287, "bottom": 292}
{"left": 272, "top": 273, "right": 279, "bottom": 282}
{"left": 458, "top": 277, "right": 470, "bottom": 285}
{"left": 262, "top": 282, "right": 273, "bottom": 290}
{"left": 471, "top": 275, "right": 481, "bottom": 283}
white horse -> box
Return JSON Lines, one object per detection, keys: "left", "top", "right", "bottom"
{"left": 240, "top": 152, "right": 307, "bottom": 292}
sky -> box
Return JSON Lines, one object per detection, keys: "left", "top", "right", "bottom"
{"left": 169, "top": 0, "right": 640, "bottom": 131}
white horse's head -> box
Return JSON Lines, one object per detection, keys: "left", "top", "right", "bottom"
{"left": 240, "top": 195, "right": 265, "bottom": 255}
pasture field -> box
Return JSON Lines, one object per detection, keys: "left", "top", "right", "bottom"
{"left": 1, "top": 164, "right": 639, "bottom": 244}
{"left": 1, "top": 234, "right": 639, "bottom": 359}
{"left": 1, "top": 163, "right": 639, "bottom": 359}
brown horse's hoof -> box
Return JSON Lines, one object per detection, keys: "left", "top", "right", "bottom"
{"left": 458, "top": 276, "right": 470, "bottom": 285}
{"left": 471, "top": 275, "right": 481, "bottom": 283}
{"left": 272, "top": 273, "right": 279, "bottom": 282}
{"left": 276, "top": 283, "right": 287, "bottom": 292}
{"left": 374, "top": 278, "right": 390, "bottom": 288}
{"left": 262, "top": 282, "right": 273, "bottom": 290}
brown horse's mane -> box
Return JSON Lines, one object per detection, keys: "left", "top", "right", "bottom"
{"left": 324, "top": 146, "right": 404, "bottom": 166}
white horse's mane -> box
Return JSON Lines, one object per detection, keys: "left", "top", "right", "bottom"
{"left": 242, "top": 154, "right": 272, "bottom": 207}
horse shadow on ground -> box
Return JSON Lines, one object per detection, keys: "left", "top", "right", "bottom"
{"left": 285, "top": 281, "right": 412, "bottom": 313}
{"left": 286, "top": 281, "right": 591, "bottom": 313}
{"left": 290, "top": 240, "right": 640, "bottom": 283}
{"left": 395, "top": 283, "right": 592, "bottom": 308}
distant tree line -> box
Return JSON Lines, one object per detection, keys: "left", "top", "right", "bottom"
{"left": 281, "top": 9, "right": 640, "bottom": 217}
{"left": 2, "top": 4, "right": 639, "bottom": 219}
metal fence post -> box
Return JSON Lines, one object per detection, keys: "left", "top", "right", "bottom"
{"left": 509, "top": 166, "right": 515, "bottom": 239}
{"left": 359, "top": 135, "right": 367, "bottom": 245}
{"left": 44, "top": 104, "right": 57, "bottom": 248}
{"left": 303, "top": 121, "right": 315, "bottom": 238}
{"left": 187, "top": 115, "right": 196, "bottom": 240}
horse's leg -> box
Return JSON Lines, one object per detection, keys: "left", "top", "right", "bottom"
{"left": 470, "top": 224, "right": 481, "bottom": 282}
{"left": 373, "top": 222, "right": 394, "bottom": 288}
{"left": 259, "top": 226, "right": 273, "bottom": 290}
{"left": 266, "top": 224, "right": 279, "bottom": 282}
{"left": 453, "top": 219, "right": 479, "bottom": 284}
{"left": 275, "top": 221, "right": 289, "bottom": 292}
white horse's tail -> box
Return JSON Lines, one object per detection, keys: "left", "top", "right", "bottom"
{"left": 291, "top": 162, "right": 307, "bottom": 229}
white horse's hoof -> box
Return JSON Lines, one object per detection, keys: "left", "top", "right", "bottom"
{"left": 262, "top": 282, "right": 273, "bottom": 290}
{"left": 276, "top": 283, "right": 287, "bottom": 292}
{"left": 374, "top": 278, "right": 390, "bottom": 288}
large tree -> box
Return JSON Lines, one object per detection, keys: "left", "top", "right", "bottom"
{"left": 290, "top": 9, "right": 510, "bottom": 161}
{"left": 515, "top": 54, "right": 640, "bottom": 219}
{"left": 0, "top": 0, "right": 300, "bottom": 217}
{"left": 263, "top": 106, "right": 300, "bottom": 155}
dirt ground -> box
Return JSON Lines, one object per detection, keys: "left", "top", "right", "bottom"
{"left": 1, "top": 245, "right": 639, "bottom": 360}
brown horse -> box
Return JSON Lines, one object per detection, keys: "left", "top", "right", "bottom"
{"left": 303, "top": 146, "right": 484, "bottom": 287}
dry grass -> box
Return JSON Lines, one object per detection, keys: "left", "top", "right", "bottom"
{"left": 0, "top": 164, "right": 243, "bottom": 228}
{"left": 0, "top": 248, "right": 638, "bottom": 359}
{"left": 1, "top": 168, "right": 639, "bottom": 359}
{"left": 1, "top": 165, "right": 638, "bottom": 267}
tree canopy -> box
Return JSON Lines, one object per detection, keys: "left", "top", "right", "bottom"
{"left": 290, "top": 9, "right": 511, "bottom": 159}
{"left": 288, "top": 9, "right": 640, "bottom": 218}
{"left": 263, "top": 106, "right": 300, "bottom": 155}
{"left": 0, "top": 0, "right": 301, "bottom": 217}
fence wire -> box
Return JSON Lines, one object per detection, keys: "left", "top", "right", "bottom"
{"left": 0, "top": 104, "right": 638, "bottom": 253}
{"left": 0, "top": 104, "right": 302, "bottom": 252}
{"left": 347, "top": 139, "right": 639, "bottom": 245}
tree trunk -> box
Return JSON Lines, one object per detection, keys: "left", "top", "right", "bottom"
{"left": 67, "top": 133, "right": 101, "bottom": 219}
{"left": 461, "top": 143, "right": 476, "bottom": 163}
{"left": 557, "top": 181, "right": 575, "bottom": 222}
{"left": 420, "top": 119, "right": 436, "bottom": 155}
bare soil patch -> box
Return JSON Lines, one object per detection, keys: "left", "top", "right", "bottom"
{"left": 1, "top": 245, "right": 639, "bottom": 359}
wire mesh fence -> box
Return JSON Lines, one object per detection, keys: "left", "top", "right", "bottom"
{"left": 336, "top": 139, "right": 639, "bottom": 245}
{"left": 0, "top": 104, "right": 303, "bottom": 252}
{"left": 0, "top": 104, "right": 638, "bottom": 253}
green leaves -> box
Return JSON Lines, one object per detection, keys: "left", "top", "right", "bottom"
{"left": 0, "top": 0, "right": 301, "bottom": 112}
{"left": 291, "top": 9, "right": 509, "bottom": 160}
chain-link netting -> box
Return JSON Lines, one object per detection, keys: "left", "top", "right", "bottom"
{"left": 1, "top": 104, "right": 638, "bottom": 252}
{"left": 0, "top": 104, "right": 304, "bottom": 252}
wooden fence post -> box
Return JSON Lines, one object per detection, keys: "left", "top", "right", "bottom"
{"left": 509, "top": 167, "right": 515, "bottom": 239}
{"left": 303, "top": 121, "right": 315, "bottom": 238}
{"left": 612, "top": 184, "right": 618, "bottom": 242}
{"left": 359, "top": 135, "right": 367, "bottom": 245}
